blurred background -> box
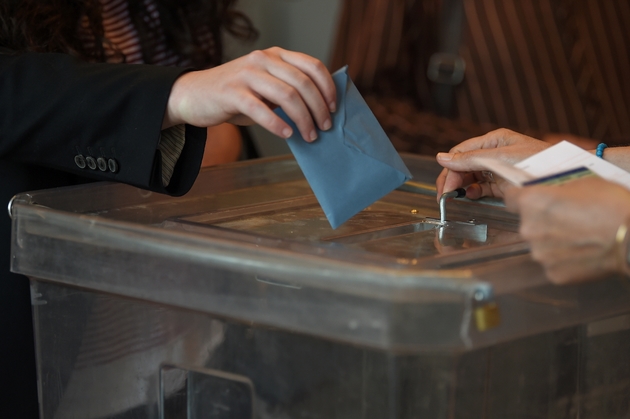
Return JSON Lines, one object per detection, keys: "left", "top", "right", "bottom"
{"left": 226, "top": 0, "right": 630, "bottom": 159}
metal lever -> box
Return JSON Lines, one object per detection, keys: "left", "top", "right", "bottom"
{"left": 439, "top": 188, "right": 466, "bottom": 223}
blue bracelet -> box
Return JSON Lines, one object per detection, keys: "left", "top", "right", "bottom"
{"left": 596, "top": 143, "right": 608, "bottom": 158}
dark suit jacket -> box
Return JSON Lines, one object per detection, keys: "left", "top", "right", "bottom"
{"left": 1, "top": 51, "right": 207, "bottom": 194}
{"left": 0, "top": 51, "right": 207, "bottom": 418}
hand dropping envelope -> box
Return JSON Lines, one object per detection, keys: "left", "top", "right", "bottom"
{"left": 275, "top": 66, "right": 412, "bottom": 229}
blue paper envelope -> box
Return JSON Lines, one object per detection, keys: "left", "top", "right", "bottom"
{"left": 275, "top": 66, "right": 412, "bottom": 229}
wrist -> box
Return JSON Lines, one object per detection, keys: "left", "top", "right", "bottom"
{"left": 163, "top": 71, "right": 195, "bottom": 129}
{"left": 614, "top": 215, "right": 630, "bottom": 276}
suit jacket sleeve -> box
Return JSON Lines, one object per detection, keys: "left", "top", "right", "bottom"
{"left": 0, "top": 51, "right": 207, "bottom": 196}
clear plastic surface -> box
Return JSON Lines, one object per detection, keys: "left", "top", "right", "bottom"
{"left": 12, "top": 154, "right": 630, "bottom": 419}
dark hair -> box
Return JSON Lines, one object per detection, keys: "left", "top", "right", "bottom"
{"left": 0, "top": 0, "right": 257, "bottom": 68}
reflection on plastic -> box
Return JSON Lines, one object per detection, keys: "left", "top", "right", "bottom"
{"left": 434, "top": 220, "right": 488, "bottom": 254}
{"left": 161, "top": 365, "right": 254, "bottom": 419}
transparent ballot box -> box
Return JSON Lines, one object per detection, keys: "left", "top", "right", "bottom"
{"left": 10, "top": 155, "right": 630, "bottom": 419}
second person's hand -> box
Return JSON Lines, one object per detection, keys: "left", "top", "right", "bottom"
{"left": 435, "top": 129, "right": 550, "bottom": 200}
{"left": 504, "top": 177, "right": 630, "bottom": 284}
{"left": 163, "top": 47, "right": 337, "bottom": 142}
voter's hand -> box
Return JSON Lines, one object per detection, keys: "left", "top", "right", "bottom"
{"left": 163, "top": 47, "right": 336, "bottom": 143}
{"left": 505, "top": 177, "right": 630, "bottom": 284}
{"left": 435, "top": 129, "right": 549, "bottom": 201}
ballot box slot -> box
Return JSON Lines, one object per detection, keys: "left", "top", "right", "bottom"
{"left": 164, "top": 214, "right": 525, "bottom": 271}
{"left": 167, "top": 192, "right": 524, "bottom": 269}
{"left": 321, "top": 220, "right": 438, "bottom": 244}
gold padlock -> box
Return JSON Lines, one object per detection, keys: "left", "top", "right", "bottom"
{"left": 474, "top": 302, "right": 501, "bottom": 332}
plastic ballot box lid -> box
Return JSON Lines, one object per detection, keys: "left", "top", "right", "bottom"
{"left": 10, "top": 154, "right": 630, "bottom": 352}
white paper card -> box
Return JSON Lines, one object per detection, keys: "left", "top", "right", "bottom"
{"left": 476, "top": 141, "right": 630, "bottom": 190}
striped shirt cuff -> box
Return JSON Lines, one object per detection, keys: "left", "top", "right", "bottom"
{"left": 157, "top": 124, "right": 186, "bottom": 186}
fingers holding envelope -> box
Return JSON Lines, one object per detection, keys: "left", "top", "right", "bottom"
{"left": 164, "top": 47, "right": 337, "bottom": 143}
